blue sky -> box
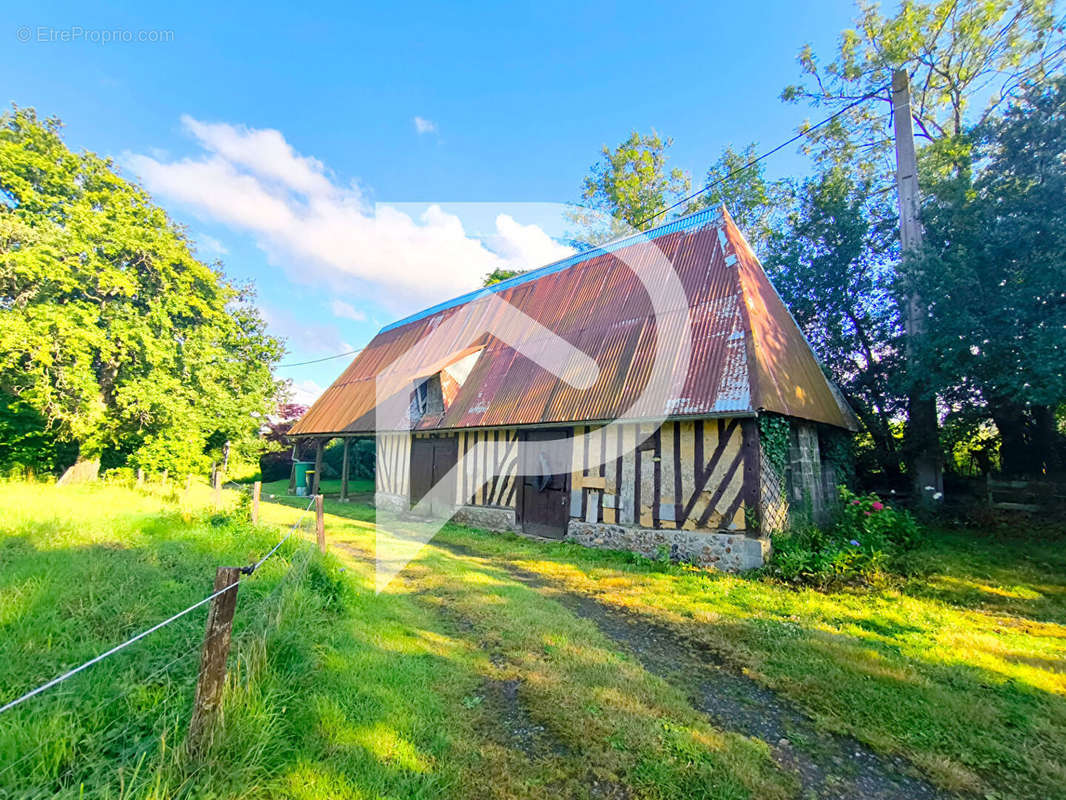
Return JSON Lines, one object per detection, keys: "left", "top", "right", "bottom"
{"left": 3, "top": 0, "right": 863, "bottom": 403}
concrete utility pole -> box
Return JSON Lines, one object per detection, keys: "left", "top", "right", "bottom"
{"left": 892, "top": 69, "right": 943, "bottom": 504}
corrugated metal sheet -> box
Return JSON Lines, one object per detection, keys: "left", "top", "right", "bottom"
{"left": 290, "top": 208, "right": 857, "bottom": 435}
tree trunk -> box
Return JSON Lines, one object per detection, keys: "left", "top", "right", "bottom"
{"left": 988, "top": 400, "right": 1063, "bottom": 478}
{"left": 840, "top": 388, "right": 904, "bottom": 483}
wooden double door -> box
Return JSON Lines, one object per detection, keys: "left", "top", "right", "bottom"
{"left": 518, "top": 429, "right": 571, "bottom": 539}
{"left": 409, "top": 434, "right": 458, "bottom": 516}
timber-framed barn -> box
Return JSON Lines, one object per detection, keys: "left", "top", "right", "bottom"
{"left": 289, "top": 208, "right": 856, "bottom": 571}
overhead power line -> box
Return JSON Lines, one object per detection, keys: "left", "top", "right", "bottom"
{"left": 272, "top": 90, "right": 886, "bottom": 372}
{"left": 632, "top": 87, "right": 889, "bottom": 229}
{"left": 276, "top": 348, "right": 364, "bottom": 368}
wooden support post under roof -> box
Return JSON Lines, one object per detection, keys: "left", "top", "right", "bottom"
{"left": 340, "top": 438, "right": 350, "bottom": 502}
{"left": 313, "top": 439, "right": 323, "bottom": 496}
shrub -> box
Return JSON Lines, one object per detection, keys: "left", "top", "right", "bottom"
{"left": 766, "top": 488, "right": 921, "bottom": 587}
{"left": 259, "top": 449, "right": 292, "bottom": 482}
{"left": 836, "top": 487, "right": 923, "bottom": 550}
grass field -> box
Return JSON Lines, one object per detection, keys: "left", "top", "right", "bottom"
{"left": 2, "top": 480, "right": 1064, "bottom": 798}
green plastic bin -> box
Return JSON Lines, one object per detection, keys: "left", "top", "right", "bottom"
{"left": 291, "top": 461, "right": 314, "bottom": 495}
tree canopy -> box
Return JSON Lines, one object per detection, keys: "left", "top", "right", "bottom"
{"left": 572, "top": 0, "right": 1066, "bottom": 481}
{"left": 575, "top": 131, "right": 690, "bottom": 242}
{"left": 0, "top": 108, "right": 284, "bottom": 476}
{"left": 917, "top": 79, "right": 1066, "bottom": 475}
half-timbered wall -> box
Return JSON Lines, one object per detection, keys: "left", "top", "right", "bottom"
{"left": 569, "top": 419, "right": 759, "bottom": 532}
{"left": 456, "top": 429, "right": 519, "bottom": 508}
{"left": 378, "top": 418, "right": 761, "bottom": 535}
{"left": 375, "top": 432, "right": 410, "bottom": 497}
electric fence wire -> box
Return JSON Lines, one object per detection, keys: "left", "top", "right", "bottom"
{"left": 0, "top": 508, "right": 318, "bottom": 789}
{"left": 0, "top": 498, "right": 316, "bottom": 719}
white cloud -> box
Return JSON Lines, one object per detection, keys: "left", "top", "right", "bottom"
{"left": 261, "top": 304, "right": 350, "bottom": 355}
{"left": 125, "top": 117, "right": 574, "bottom": 311}
{"left": 287, "top": 378, "right": 325, "bottom": 406}
{"left": 413, "top": 116, "right": 437, "bottom": 135}
{"left": 197, "top": 234, "right": 228, "bottom": 255}
{"left": 180, "top": 115, "right": 335, "bottom": 196}
{"left": 330, "top": 299, "right": 367, "bottom": 322}
{"left": 490, "top": 214, "right": 574, "bottom": 268}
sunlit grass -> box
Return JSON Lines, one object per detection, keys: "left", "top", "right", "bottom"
{"left": 265, "top": 489, "right": 1066, "bottom": 797}
{"left": 1, "top": 481, "right": 797, "bottom": 799}
{"left": 421, "top": 521, "right": 1066, "bottom": 798}
{"left": 7, "top": 478, "right": 1065, "bottom": 798}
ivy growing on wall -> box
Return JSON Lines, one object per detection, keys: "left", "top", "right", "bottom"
{"left": 758, "top": 413, "right": 791, "bottom": 480}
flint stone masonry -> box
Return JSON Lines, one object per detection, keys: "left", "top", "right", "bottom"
{"left": 451, "top": 505, "right": 519, "bottom": 533}
{"left": 566, "top": 521, "right": 770, "bottom": 572}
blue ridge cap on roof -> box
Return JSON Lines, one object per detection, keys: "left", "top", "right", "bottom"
{"left": 378, "top": 207, "right": 724, "bottom": 334}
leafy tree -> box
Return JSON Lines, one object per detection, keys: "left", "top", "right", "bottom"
{"left": 574, "top": 131, "right": 690, "bottom": 243}
{"left": 483, "top": 267, "right": 523, "bottom": 287}
{"left": 685, "top": 143, "right": 788, "bottom": 257}
{"left": 779, "top": 0, "right": 1064, "bottom": 489}
{"left": 764, "top": 167, "right": 906, "bottom": 482}
{"left": 264, "top": 403, "right": 310, "bottom": 446}
{"left": 783, "top": 0, "right": 1065, "bottom": 179}
{"left": 0, "top": 108, "right": 284, "bottom": 476}
{"left": 917, "top": 79, "right": 1066, "bottom": 476}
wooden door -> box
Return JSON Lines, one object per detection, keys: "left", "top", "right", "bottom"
{"left": 410, "top": 435, "right": 458, "bottom": 516}
{"left": 519, "top": 429, "right": 571, "bottom": 539}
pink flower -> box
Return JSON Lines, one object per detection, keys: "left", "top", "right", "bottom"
{"left": 864, "top": 511, "right": 871, "bottom": 516}
{"left": 871, "top": 501, "right": 884, "bottom": 511}
{"left": 852, "top": 500, "right": 860, "bottom": 505}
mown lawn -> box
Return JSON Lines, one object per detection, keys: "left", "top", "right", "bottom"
{"left": 2, "top": 480, "right": 1064, "bottom": 799}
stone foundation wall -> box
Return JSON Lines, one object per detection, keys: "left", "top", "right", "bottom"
{"left": 451, "top": 505, "right": 518, "bottom": 533}
{"left": 567, "top": 521, "right": 769, "bottom": 572}
{"left": 374, "top": 494, "right": 518, "bottom": 534}
{"left": 373, "top": 492, "right": 408, "bottom": 514}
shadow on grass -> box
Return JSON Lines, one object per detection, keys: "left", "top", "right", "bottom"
{"left": 422, "top": 523, "right": 1066, "bottom": 799}
{"left": 260, "top": 494, "right": 1066, "bottom": 798}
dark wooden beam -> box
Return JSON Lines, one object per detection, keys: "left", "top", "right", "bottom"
{"left": 313, "top": 439, "right": 323, "bottom": 496}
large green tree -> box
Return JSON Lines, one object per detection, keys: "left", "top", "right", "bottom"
{"left": 574, "top": 130, "right": 690, "bottom": 243}
{"left": 917, "top": 80, "right": 1066, "bottom": 476}
{"left": 778, "top": 0, "right": 1064, "bottom": 485}
{"left": 685, "top": 143, "right": 788, "bottom": 257}
{"left": 764, "top": 167, "right": 906, "bottom": 481}
{"left": 783, "top": 0, "right": 1064, "bottom": 177}
{"left": 0, "top": 108, "right": 283, "bottom": 476}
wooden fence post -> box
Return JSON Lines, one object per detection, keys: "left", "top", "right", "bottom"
{"left": 187, "top": 566, "right": 241, "bottom": 753}
{"left": 214, "top": 470, "right": 222, "bottom": 510}
{"left": 136, "top": 468, "right": 144, "bottom": 487}
{"left": 315, "top": 494, "right": 326, "bottom": 552}
{"left": 161, "top": 468, "right": 168, "bottom": 486}
{"left": 251, "top": 481, "right": 261, "bottom": 523}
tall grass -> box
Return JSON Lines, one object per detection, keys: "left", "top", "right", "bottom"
{"left": 0, "top": 481, "right": 341, "bottom": 798}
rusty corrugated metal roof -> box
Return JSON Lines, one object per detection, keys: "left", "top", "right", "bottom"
{"left": 289, "top": 208, "right": 857, "bottom": 435}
